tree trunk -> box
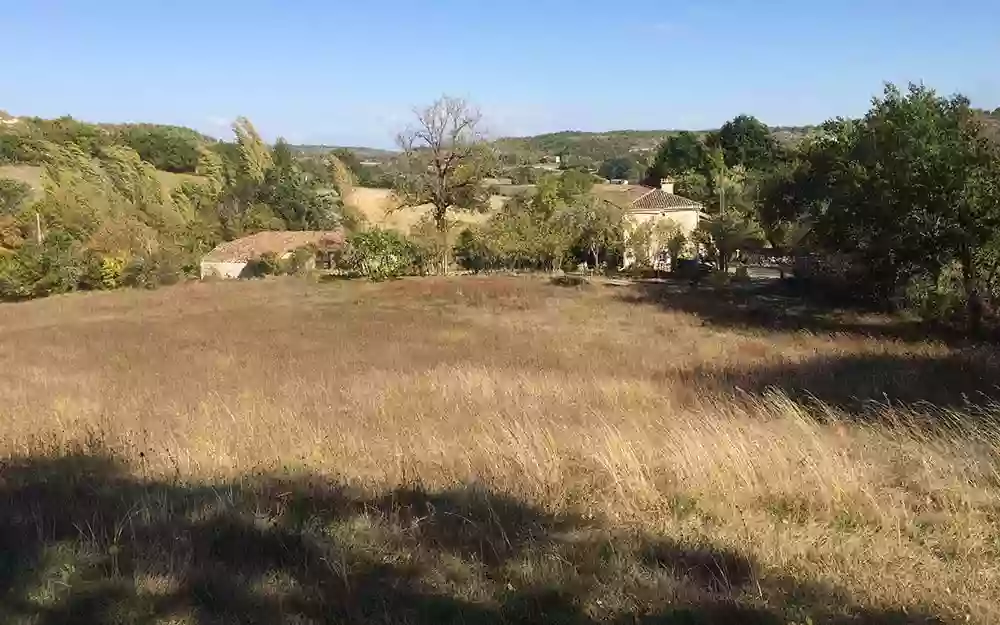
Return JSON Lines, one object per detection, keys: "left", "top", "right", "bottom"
{"left": 440, "top": 226, "right": 448, "bottom": 275}
{"left": 435, "top": 207, "right": 449, "bottom": 275}
{"left": 591, "top": 248, "right": 599, "bottom": 274}
{"left": 960, "top": 243, "right": 983, "bottom": 334}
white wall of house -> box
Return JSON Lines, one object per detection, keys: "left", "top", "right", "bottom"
{"left": 622, "top": 210, "right": 702, "bottom": 269}
{"left": 627, "top": 209, "right": 701, "bottom": 234}
{"left": 200, "top": 261, "right": 248, "bottom": 279}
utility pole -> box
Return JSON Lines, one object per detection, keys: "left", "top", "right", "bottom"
{"left": 35, "top": 211, "right": 42, "bottom": 243}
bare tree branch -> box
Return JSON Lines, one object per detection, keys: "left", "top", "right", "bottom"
{"left": 393, "top": 96, "right": 496, "bottom": 273}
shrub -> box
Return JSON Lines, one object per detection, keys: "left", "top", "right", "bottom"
{"left": 508, "top": 166, "right": 540, "bottom": 185}
{"left": 285, "top": 246, "right": 316, "bottom": 275}
{"left": 905, "top": 264, "right": 966, "bottom": 322}
{"left": 0, "top": 134, "right": 36, "bottom": 164}
{"left": 79, "top": 252, "right": 127, "bottom": 290}
{"left": 0, "top": 232, "right": 86, "bottom": 300}
{"left": 343, "top": 228, "right": 415, "bottom": 281}
{"left": 0, "top": 179, "right": 32, "bottom": 216}
{"left": 121, "top": 249, "right": 189, "bottom": 289}
{"left": 244, "top": 252, "right": 284, "bottom": 278}
{"left": 455, "top": 227, "right": 495, "bottom": 273}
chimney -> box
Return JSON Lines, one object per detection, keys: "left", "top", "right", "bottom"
{"left": 660, "top": 178, "right": 675, "bottom": 194}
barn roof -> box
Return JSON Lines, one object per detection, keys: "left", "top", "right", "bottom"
{"left": 202, "top": 230, "right": 345, "bottom": 263}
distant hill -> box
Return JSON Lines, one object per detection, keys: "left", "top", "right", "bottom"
{"left": 494, "top": 126, "right": 818, "bottom": 165}
{"left": 292, "top": 145, "right": 397, "bottom": 161}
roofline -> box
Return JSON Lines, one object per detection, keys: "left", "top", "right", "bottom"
{"left": 626, "top": 188, "right": 704, "bottom": 210}
{"left": 626, "top": 205, "right": 703, "bottom": 214}
{"left": 594, "top": 189, "right": 705, "bottom": 212}
{"left": 633, "top": 188, "right": 656, "bottom": 204}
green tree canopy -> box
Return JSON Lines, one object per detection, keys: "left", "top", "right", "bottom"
{"left": 646, "top": 132, "right": 707, "bottom": 181}
{"left": 782, "top": 83, "right": 1000, "bottom": 326}
{"left": 598, "top": 156, "right": 641, "bottom": 181}
{"left": 117, "top": 125, "right": 202, "bottom": 173}
{"left": 708, "top": 115, "right": 781, "bottom": 171}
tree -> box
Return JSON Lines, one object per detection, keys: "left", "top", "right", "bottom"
{"left": 709, "top": 115, "right": 780, "bottom": 171}
{"left": 674, "top": 170, "right": 712, "bottom": 205}
{"left": 259, "top": 168, "right": 337, "bottom": 231}
{"left": 656, "top": 219, "right": 688, "bottom": 271}
{"left": 598, "top": 156, "right": 640, "bottom": 181}
{"left": 647, "top": 132, "right": 707, "bottom": 181}
{"left": 343, "top": 228, "right": 416, "bottom": 281}
{"left": 232, "top": 117, "right": 273, "bottom": 185}
{"left": 487, "top": 185, "right": 575, "bottom": 272}
{"left": 556, "top": 169, "right": 596, "bottom": 202}
{"left": 567, "top": 195, "right": 623, "bottom": 270}
{"left": 625, "top": 220, "right": 655, "bottom": 269}
{"left": 118, "top": 125, "right": 202, "bottom": 173}
{"left": 693, "top": 213, "right": 763, "bottom": 274}
{"left": 394, "top": 96, "right": 495, "bottom": 273}
{"left": 784, "top": 84, "right": 1000, "bottom": 325}
{"left": 271, "top": 138, "right": 296, "bottom": 171}
{"left": 755, "top": 159, "right": 805, "bottom": 249}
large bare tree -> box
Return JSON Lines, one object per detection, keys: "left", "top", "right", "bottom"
{"left": 394, "top": 96, "right": 495, "bottom": 273}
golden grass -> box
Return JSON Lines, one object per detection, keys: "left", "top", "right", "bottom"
{"left": 0, "top": 164, "right": 42, "bottom": 188}
{"left": 0, "top": 276, "right": 997, "bottom": 623}
{"left": 348, "top": 186, "right": 500, "bottom": 233}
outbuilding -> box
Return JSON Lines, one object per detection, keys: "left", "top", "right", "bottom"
{"left": 200, "top": 230, "right": 344, "bottom": 279}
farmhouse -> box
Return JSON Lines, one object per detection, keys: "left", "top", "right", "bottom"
{"left": 200, "top": 230, "right": 344, "bottom": 279}
{"left": 593, "top": 179, "right": 706, "bottom": 267}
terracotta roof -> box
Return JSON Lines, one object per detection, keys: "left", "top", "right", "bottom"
{"left": 593, "top": 184, "right": 702, "bottom": 213}
{"left": 203, "top": 230, "right": 344, "bottom": 263}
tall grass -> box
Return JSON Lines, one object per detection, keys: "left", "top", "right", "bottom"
{"left": 0, "top": 276, "right": 997, "bottom": 623}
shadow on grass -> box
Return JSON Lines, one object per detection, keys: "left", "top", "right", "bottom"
{"left": 550, "top": 275, "right": 590, "bottom": 288}
{"left": 619, "top": 279, "right": 985, "bottom": 346}
{"left": 620, "top": 280, "right": 1000, "bottom": 418}
{"left": 695, "top": 350, "right": 1000, "bottom": 419}
{"left": 0, "top": 448, "right": 951, "bottom": 624}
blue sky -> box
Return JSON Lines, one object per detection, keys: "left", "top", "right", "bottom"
{"left": 2, "top": 1, "right": 998, "bottom": 147}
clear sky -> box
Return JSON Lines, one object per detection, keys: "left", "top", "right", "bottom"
{"left": 2, "top": 0, "right": 998, "bottom": 147}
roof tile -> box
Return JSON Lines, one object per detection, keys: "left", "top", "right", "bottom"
{"left": 203, "top": 230, "right": 345, "bottom": 263}
{"left": 593, "top": 184, "right": 702, "bottom": 212}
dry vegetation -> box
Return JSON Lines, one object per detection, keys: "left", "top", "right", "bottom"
{"left": 0, "top": 164, "right": 501, "bottom": 233}
{"left": 348, "top": 186, "right": 501, "bottom": 233}
{"left": 0, "top": 164, "right": 203, "bottom": 195}
{"left": 0, "top": 275, "right": 998, "bottom": 624}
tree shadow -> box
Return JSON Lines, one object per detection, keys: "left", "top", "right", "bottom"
{"left": 695, "top": 349, "right": 1000, "bottom": 419}
{"left": 620, "top": 279, "right": 986, "bottom": 346}
{"left": 0, "top": 448, "right": 954, "bottom": 624}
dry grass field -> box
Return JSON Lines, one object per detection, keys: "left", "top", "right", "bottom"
{"left": 348, "top": 187, "right": 501, "bottom": 233}
{"left": 0, "top": 275, "right": 998, "bottom": 624}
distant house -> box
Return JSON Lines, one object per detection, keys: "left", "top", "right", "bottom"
{"left": 593, "top": 179, "right": 706, "bottom": 268}
{"left": 200, "top": 230, "right": 345, "bottom": 279}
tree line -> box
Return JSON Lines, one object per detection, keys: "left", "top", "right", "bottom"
{"left": 635, "top": 84, "right": 1000, "bottom": 329}
{"left": 2, "top": 83, "right": 999, "bottom": 332}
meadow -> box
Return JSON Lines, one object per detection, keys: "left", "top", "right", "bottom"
{"left": 0, "top": 275, "right": 997, "bottom": 624}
